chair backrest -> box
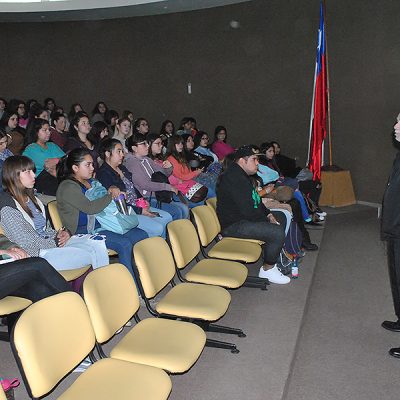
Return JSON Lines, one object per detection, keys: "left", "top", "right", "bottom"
{"left": 205, "top": 197, "right": 217, "bottom": 212}
{"left": 47, "top": 200, "right": 63, "bottom": 230}
{"left": 12, "top": 292, "right": 96, "bottom": 399}
{"left": 133, "top": 237, "right": 176, "bottom": 299}
{"left": 167, "top": 219, "right": 200, "bottom": 269}
{"left": 191, "top": 205, "right": 221, "bottom": 247}
{"left": 83, "top": 263, "right": 140, "bottom": 343}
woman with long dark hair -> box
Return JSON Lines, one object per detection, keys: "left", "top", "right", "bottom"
{"left": 97, "top": 138, "right": 172, "bottom": 238}
{"left": 64, "top": 111, "right": 99, "bottom": 170}
{"left": 56, "top": 148, "right": 148, "bottom": 276}
{"left": 211, "top": 125, "right": 235, "bottom": 161}
{"left": 0, "top": 155, "right": 108, "bottom": 271}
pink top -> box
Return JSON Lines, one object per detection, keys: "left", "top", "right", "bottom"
{"left": 212, "top": 141, "right": 235, "bottom": 161}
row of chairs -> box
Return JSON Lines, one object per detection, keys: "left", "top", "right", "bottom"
{"left": 3, "top": 198, "right": 269, "bottom": 398}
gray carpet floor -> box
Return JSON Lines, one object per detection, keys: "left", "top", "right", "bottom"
{"left": 1, "top": 205, "right": 397, "bottom": 400}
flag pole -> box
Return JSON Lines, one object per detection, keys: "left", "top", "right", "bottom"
{"left": 323, "top": 0, "right": 333, "bottom": 166}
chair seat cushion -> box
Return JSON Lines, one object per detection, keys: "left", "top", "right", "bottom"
{"left": 0, "top": 296, "right": 32, "bottom": 316}
{"left": 156, "top": 283, "right": 231, "bottom": 321}
{"left": 58, "top": 358, "right": 171, "bottom": 400}
{"left": 59, "top": 265, "right": 92, "bottom": 282}
{"left": 208, "top": 238, "right": 262, "bottom": 262}
{"left": 185, "top": 259, "right": 247, "bottom": 288}
{"left": 110, "top": 318, "right": 206, "bottom": 373}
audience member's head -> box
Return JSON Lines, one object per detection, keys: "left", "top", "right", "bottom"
{"left": 214, "top": 125, "right": 228, "bottom": 143}
{"left": 25, "top": 118, "right": 50, "bottom": 146}
{"left": 233, "top": 145, "right": 261, "bottom": 176}
{"left": 133, "top": 117, "right": 149, "bottom": 136}
{"left": 0, "top": 112, "right": 18, "bottom": 133}
{"left": 122, "top": 110, "right": 134, "bottom": 122}
{"left": 104, "top": 110, "right": 119, "bottom": 127}
{"left": 57, "top": 148, "right": 92, "bottom": 182}
{"left": 167, "top": 134, "right": 187, "bottom": 164}
{"left": 99, "top": 138, "right": 124, "bottom": 167}
{"left": 92, "top": 101, "right": 108, "bottom": 117}
{"left": 69, "top": 111, "right": 91, "bottom": 139}
{"left": 160, "top": 120, "right": 175, "bottom": 137}
{"left": 271, "top": 141, "right": 281, "bottom": 155}
{"left": 51, "top": 112, "right": 66, "bottom": 132}
{"left": 182, "top": 133, "right": 195, "bottom": 152}
{"left": 2, "top": 155, "right": 37, "bottom": 207}
{"left": 126, "top": 133, "right": 149, "bottom": 156}
{"left": 146, "top": 133, "right": 164, "bottom": 160}
{"left": 114, "top": 117, "right": 131, "bottom": 139}
{"left": 44, "top": 97, "right": 56, "bottom": 112}
{"left": 260, "top": 142, "right": 275, "bottom": 160}
{"left": 194, "top": 131, "right": 210, "bottom": 149}
{"left": 88, "top": 120, "right": 108, "bottom": 144}
{"left": 68, "top": 103, "right": 83, "bottom": 121}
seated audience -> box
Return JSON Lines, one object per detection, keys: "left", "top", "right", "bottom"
{"left": 159, "top": 119, "right": 175, "bottom": 145}
{"left": 97, "top": 138, "right": 172, "bottom": 238}
{"left": 0, "top": 155, "right": 109, "bottom": 271}
{"left": 125, "top": 133, "right": 189, "bottom": 220}
{"left": 49, "top": 111, "right": 68, "bottom": 148}
{"left": 133, "top": 117, "right": 150, "bottom": 136}
{"left": 56, "top": 148, "right": 148, "bottom": 277}
{"left": 0, "top": 98, "right": 6, "bottom": 120}
{"left": 211, "top": 125, "right": 235, "bottom": 161}
{"left": 216, "top": 145, "right": 289, "bottom": 284}
{"left": 91, "top": 101, "right": 108, "bottom": 124}
{"left": 113, "top": 117, "right": 131, "bottom": 152}
{"left": 0, "top": 238, "right": 70, "bottom": 303}
{"left": 167, "top": 134, "right": 211, "bottom": 205}
{"left": 64, "top": 111, "right": 99, "bottom": 170}
{"left": 68, "top": 103, "right": 83, "bottom": 122}
{"left": 23, "top": 118, "right": 64, "bottom": 176}
{"left": 104, "top": 109, "right": 119, "bottom": 136}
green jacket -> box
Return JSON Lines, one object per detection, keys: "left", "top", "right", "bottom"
{"left": 56, "top": 179, "right": 112, "bottom": 234}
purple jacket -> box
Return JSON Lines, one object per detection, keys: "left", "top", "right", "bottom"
{"left": 124, "top": 153, "right": 173, "bottom": 198}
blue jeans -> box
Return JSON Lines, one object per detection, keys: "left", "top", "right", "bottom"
{"left": 98, "top": 228, "right": 148, "bottom": 277}
{"left": 151, "top": 197, "right": 190, "bottom": 219}
{"left": 137, "top": 207, "right": 173, "bottom": 238}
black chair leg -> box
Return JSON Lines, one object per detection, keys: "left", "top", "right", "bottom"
{"left": 207, "top": 323, "right": 246, "bottom": 338}
{"left": 0, "top": 331, "right": 9, "bottom": 342}
{"left": 205, "top": 338, "right": 239, "bottom": 354}
{"left": 243, "top": 279, "right": 268, "bottom": 290}
{"left": 246, "top": 275, "right": 270, "bottom": 285}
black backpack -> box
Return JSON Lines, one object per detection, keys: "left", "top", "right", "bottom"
{"left": 151, "top": 171, "right": 173, "bottom": 204}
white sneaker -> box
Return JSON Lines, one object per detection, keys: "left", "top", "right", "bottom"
{"left": 258, "top": 266, "right": 291, "bottom": 284}
{"left": 317, "top": 211, "right": 327, "bottom": 218}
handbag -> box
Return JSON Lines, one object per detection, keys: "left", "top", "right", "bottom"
{"left": 85, "top": 180, "right": 139, "bottom": 235}
{"left": 151, "top": 171, "right": 173, "bottom": 204}
{"left": 296, "top": 167, "right": 313, "bottom": 181}
{"left": 185, "top": 182, "right": 208, "bottom": 203}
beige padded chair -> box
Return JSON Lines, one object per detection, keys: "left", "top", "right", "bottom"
{"left": 47, "top": 200, "right": 117, "bottom": 258}
{"left": 167, "top": 219, "right": 247, "bottom": 289}
{"left": 133, "top": 237, "right": 245, "bottom": 353}
{"left": 191, "top": 205, "right": 262, "bottom": 263}
{"left": 83, "top": 263, "right": 206, "bottom": 374}
{"left": 205, "top": 197, "right": 217, "bottom": 211}
{"left": 0, "top": 296, "right": 32, "bottom": 342}
{"left": 12, "top": 292, "right": 172, "bottom": 400}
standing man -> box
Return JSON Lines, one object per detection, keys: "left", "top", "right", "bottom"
{"left": 216, "top": 145, "right": 289, "bottom": 284}
{"left": 382, "top": 114, "right": 400, "bottom": 357}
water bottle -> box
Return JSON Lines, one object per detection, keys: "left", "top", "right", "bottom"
{"left": 114, "top": 194, "right": 129, "bottom": 215}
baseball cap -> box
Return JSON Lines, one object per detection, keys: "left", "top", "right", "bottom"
{"left": 234, "top": 144, "right": 263, "bottom": 160}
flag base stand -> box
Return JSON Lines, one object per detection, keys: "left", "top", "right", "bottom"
{"left": 319, "top": 167, "right": 356, "bottom": 207}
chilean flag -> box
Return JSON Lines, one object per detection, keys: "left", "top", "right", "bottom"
{"left": 307, "top": 1, "right": 327, "bottom": 181}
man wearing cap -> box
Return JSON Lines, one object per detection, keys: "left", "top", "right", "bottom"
{"left": 216, "top": 145, "right": 290, "bottom": 284}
